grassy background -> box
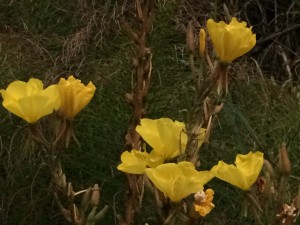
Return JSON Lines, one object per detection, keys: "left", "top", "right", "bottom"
{"left": 1, "top": 0, "right": 300, "bottom": 225}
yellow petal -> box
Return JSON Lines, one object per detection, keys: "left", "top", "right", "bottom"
{"left": 1, "top": 81, "right": 28, "bottom": 100}
{"left": 212, "top": 151, "right": 264, "bottom": 190}
{"left": 42, "top": 84, "right": 61, "bottom": 111}
{"left": 136, "top": 118, "right": 164, "bottom": 150}
{"left": 146, "top": 150, "right": 165, "bottom": 168}
{"left": 212, "top": 161, "right": 246, "bottom": 188}
{"left": 235, "top": 151, "right": 264, "bottom": 180}
{"left": 18, "top": 95, "right": 52, "bottom": 123}
{"left": 145, "top": 161, "right": 214, "bottom": 202}
{"left": 117, "top": 150, "right": 149, "bottom": 174}
{"left": 26, "top": 78, "right": 44, "bottom": 94}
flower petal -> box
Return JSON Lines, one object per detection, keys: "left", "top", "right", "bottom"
{"left": 117, "top": 150, "right": 149, "bottom": 174}
{"left": 136, "top": 118, "right": 164, "bottom": 150}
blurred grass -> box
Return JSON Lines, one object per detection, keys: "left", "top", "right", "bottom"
{"left": 0, "top": 0, "right": 300, "bottom": 225}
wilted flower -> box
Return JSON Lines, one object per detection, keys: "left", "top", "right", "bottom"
{"left": 211, "top": 151, "right": 264, "bottom": 190}
{"left": 194, "top": 189, "right": 215, "bottom": 217}
{"left": 145, "top": 161, "right": 214, "bottom": 202}
{"left": 207, "top": 17, "right": 256, "bottom": 63}
{"left": 136, "top": 118, "right": 206, "bottom": 160}
{"left": 0, "top": 78, "right": 60, "bottom": 123}
{"left": 58, "top": 75, "right": 96, "bottom": 119}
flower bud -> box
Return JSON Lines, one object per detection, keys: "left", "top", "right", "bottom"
{"left": 199, "top": 28, "right": 206, "bottom": 57}
{"left": 186, "top": 21, "right": 195, "bottom": 54}
{"left": 91, "top": 184, "right": 100, "bottom": 207}
{"left": 263, "top": 159, "right": 275, "bottom": 179}
{"left": 278, "top": 143, "right": 291, "bottom": 176}
{"left": 261, "top": 160, "right": 275, "bottom": 198}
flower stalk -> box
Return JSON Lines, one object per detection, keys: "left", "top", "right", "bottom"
{"left": 121, "top": 0, "right": 155, "bottom": 224}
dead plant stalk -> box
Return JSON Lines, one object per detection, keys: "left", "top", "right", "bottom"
{"left": 122, "top": 0, "right": 154, "bottom": 225}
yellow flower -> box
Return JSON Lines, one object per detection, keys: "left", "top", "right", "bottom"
{"left": 207, "top": 17, "right": 256, "bottom": 63}
{"left": 136, "top": 118, "right": 206, "bottom": 160}
{"left": 117, "top": 150, "right": 149, "bottom": 174}
{"left": 136, "top": 118, "right": 186, "bottom": 159}
{"left": 117, "top": 150, "right": 165, "bottom": 174}
{"left": 145, "top": 161, "right": 214, "bottom": 202}
{"left": 58, "top": 75, "right": 96, "bottom": 119}
{"left": 194, "top": 189, "right": 215, "bottom": 217}
{"left": 211, "top": 151, "right": 264, "bottom": 190}
{"left": 0, "top": 78, "right": 60, "bottom": 123}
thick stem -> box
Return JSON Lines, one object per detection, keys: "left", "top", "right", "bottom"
{"left": 185, "top": 62, "right": 228, "bottom": 163}
{"left": 122, "top": 1, "right": 155, "bottom": 224}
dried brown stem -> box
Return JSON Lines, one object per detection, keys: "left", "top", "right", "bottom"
{"left": 185, "top": 62, "right": 227, "bottom": 163}
{"left": 121, "top": 1, "right": 155, "bottom": 225}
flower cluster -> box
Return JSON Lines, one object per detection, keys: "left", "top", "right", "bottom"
{"left": 118, "top": 118, "right": 211, "bottom": 203}
{"left": 0, "top": 75, "right": 96, "bottom": 123}
{"left": 0, "top": 15, "right": 262, "bottom": 222}
{"left": 118, "top": 118, "right": 206, "bottom": 174}
{"left": 117, "top": 117, "right": 264, "bottom": 216}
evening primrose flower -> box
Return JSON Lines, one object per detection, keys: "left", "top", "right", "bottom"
{"left": 136, "top": 118, "right": 206, "bottom": 160}
{"left": 58, "top": 75, "right": 96, "bottom": 119}
{"left": 194, "top": 189, "right": 215, "bottom": 217}
{"left": 117, "top": 150, "right": 150, "bottom": 174}
{"left": 211, "top": 151, "right": 264, "bottom": 190}
{"left": 117, "top": 149, "right": 165, "bottom": 174}
{"left": 0, "top": 78, "right": 60, "bottom": 123}
{"left": 145, "top": 161, "right": 214, "bottom": 202}
{"left": 207, "top": 17, "right": 256, "bottom": 63}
